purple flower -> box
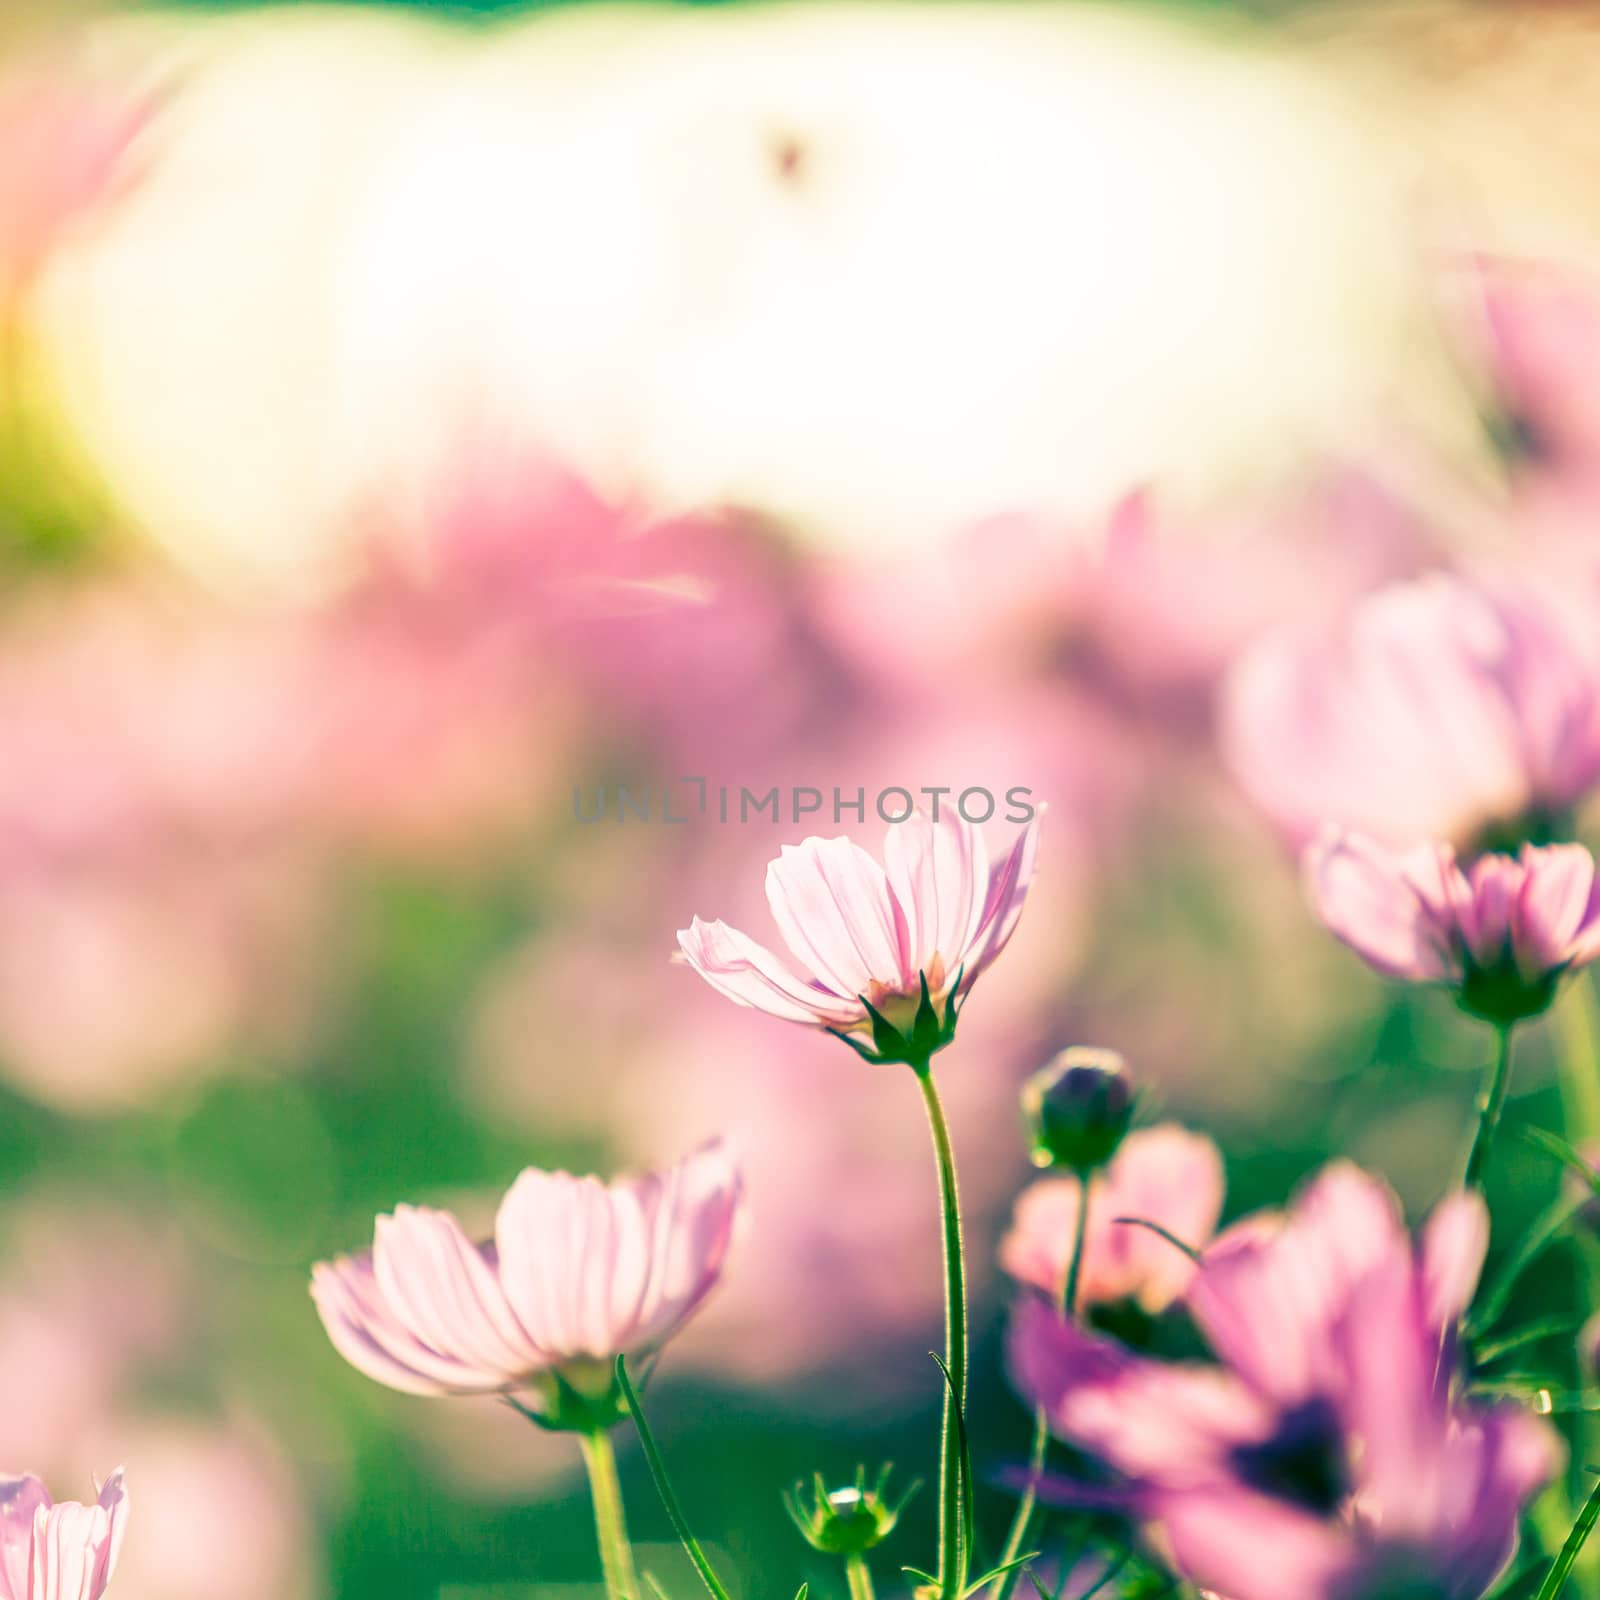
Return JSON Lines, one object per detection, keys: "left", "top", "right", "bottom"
{"left": 677, "top": 808, "right": 1039, "bottom": 1057}
{"left": 311, "top": 1141, "right": 741, "bottom": 1420}
{"left": 1008, "top": 1164, "right": 1561, "bottom": 1600}
{"left": 1221, "top": 572, "right": 1600, "bottom": 851}
{"left": 0, "top": 1470, "right": 128, "bottom": 1600}
{"left": 1307, "top": 832, "right": 1600, "bottom": 1021}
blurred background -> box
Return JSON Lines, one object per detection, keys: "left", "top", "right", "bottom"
{"left": 6, "top": 0, "right": 1600, "bottom": 1595}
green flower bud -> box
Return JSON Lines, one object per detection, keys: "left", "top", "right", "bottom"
{"left": 1022, "top": 1047, "right": 1134, "bottom": 1172}
{"left": 783, "top": 1465, "right": 918, "bottom": 1556}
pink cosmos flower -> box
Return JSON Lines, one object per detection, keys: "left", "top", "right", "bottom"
{"left": 1001, "top": 1125, "right": 1225, "bottom": 1314}
{"left": 676, "top": 809, "right": 1040, "bottom": 1054}
{"left": 0, "top": 1470, "right": 128, "bottom": 1600}
{"left": 1220, "top": 572, "right": 1600, "bottom": 850}
{"left": 311, "top": 1141, "right": 741, "bottom": 1416}
{"left": 1307, "top": 831, "right": 1600, "bottom": 1020}
{"left": 1009, "top": 1164, "right": 1561, "bottom": 1600}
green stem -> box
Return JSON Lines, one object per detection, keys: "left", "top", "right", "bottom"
{"left": 915, "top": 1063, "right": 969, "bottom": 1600}
{"left": 1537, "top": 1476, "right": 1600, "bottom": 1600}
{"left": 1465, "top": 1023, "right": 1516, "bottom": 1192}
{"left": 580, "top": 1430, "right": 640, "bottom": 1600}
{"left": 614, "top": 1355, "right": 734, "bottom": 1600}
{"left": 991, "top": 1171, "right": 1091, "bottom": 1596}
{"left": 846, "top": 1554, "right": 876, "bottom": 1600}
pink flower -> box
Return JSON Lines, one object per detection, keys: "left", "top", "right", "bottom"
{"left": 311, "top": 1142, "right": 741, "bottom": 1418}
{"left": 676, "top": 808, "right": 1039, "bottom": 1058}
{"left": 1468, "top": 255, "right": 1600, "bottom": 475}
{"left": 1307, "top": 831, "right": 1600, "bottom": 1021}
{"left": 0, "top": 1470, "right": 128, "bottom": 1600}
{"left": 1220, "top": 572, "right": 1600, "bottom": 850}
{"left": 1009, "top": 1165, "right": 1561, "bottom": 1600}
{"left": 1001, "top": 1125, "right": 1224, "bottom": 1314}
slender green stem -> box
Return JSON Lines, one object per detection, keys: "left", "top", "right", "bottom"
{"left": 847, "top": 1554, "right": 876, "bottom": 1600}
{"left": 614, "top": 1355, "right": 734, "bottom": 1600}
{"left": 1465, "top": 1023, "right": 1516, "bottom": 1192}
{"left": 580, "top": 1430, "right": 640, "bottom": 1600}
{"left": 991, "top": 1170, "right": 1091, "bottom": 1596}
{"left": 1537, "top": 1475, "right": 1600, "bottom": 1600}
{"left": 914, "top": 1063, "right": 969, "bottom": 1600}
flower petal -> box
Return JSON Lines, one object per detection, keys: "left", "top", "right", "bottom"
{"left": 675, "top": 916, "right": 860, "bottom": 1026}
{"left": 1305, "top": 830, "right": 1461, "bottom": 982}
{"left": 372, "top": 1206, "right": 540, "bottom": 1385}
{"left": 883, "top": 809, "right": 986, "bottom": 979}
{"left": 765, "top": 836, "right": 909, "bottom": 997}
{"left": 311, "top": 1252, "right": 507, "bottom": 1395}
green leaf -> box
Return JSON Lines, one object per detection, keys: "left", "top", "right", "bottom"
{"left": 961, "top": 1555, "right": 1039, "bottom": 1597}
{"left": 1520, "top": 1125, "right": 1600, "bottom": 1194}
{"left": 1535, "top": 1472, "right": 1600, "bottom": 1599}
{"left": 1111, "top": 1216, "right": 1203, "bottom": 1264}
{"left": 1469, "top": 1193, "right": 1584, "bottom": 1338}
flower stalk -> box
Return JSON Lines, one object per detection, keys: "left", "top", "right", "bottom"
{"left": 991, "top": 1169, "right": 1090, "bottom": 1596}
{"left": 580, "top": 1429, "right": 640, "bottom": 1600}
{"left": 914, "top": 1059, "right": 969, "bottom": 1600}
{"left": 1466, "top": 1023, "right": 1517, "bottom": 1191}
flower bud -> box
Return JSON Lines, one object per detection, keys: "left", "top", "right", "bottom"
{"left": 783, "top": 1465, "right": 917, "bottom": 1556}
{"left": 1022, "top": 1047, "right": 1134, "bottom": 1172}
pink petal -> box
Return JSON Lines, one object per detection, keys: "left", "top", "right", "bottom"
{"left": 495, "top": 1141, "right": 741, "bottom": 1365}
{"left": 1512, "top": 843, "right": 1600, "bottom": 977}
{"left": 883, "top": 809, "right": 986, "bottom": 980}
{"left": 765, "top": 836, "right": 909, "bottom": 997}
{"left": 372, "top": 1206, "right": 540, "bottom": 1386}
{"left": 675, "top": 916, "right": 860, "bottom": 1027}
{"left": 1157, "top": 1486, "right": 1358, "bottom": 1600}
{"left": 1420, "top": 1190, "right": 1489, "bottom": 1334}
{"left": 0, "top": 1475, "right": 50, "bottom": 1600}
{"left": 311, "top": 1254, "right": 502, "bottom": 1396}
{"left": 1188, "top": 1162, "right": 1406, "bottom": 1405}
{"left": 1008, "top": 1297, "right": 1269, "bottom": 1483}
{"left": 958, "top": 813, "right": 1040, "bottom": 985}
{"left": 1305, "top": 830, "right": 1460, "bottom": 982}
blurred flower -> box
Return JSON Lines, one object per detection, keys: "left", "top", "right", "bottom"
{"left": 94, "top": 1418, "right": 314, "bottom": 1600}
{"left": 676, "top": 808, "right": 1039, "bottom": 1057}
{"left": 1009, "top": 1164, "right": 1558, "bottom": 1600}
{"left": 1001, "top": 1124, "right": 1224, "bottom": 1314}
{"left": 0, "top": 1468, "right": 127, "bottom": 1600}
{"left": 1307, "top": 832, "right": 1600, "bottom": 1023}
{"left": 1020, "top": 1046, "right": 1136, "bottom": 1174}
{"left": 1466, "top": 255, "right": 1600, "bottom": 479}
{"left": 0, "top": 55, "right": 155, "bottom": 299}
{"left": 1220, "top": 572, "right": 1600, "bottom": 850}
{"left": 311, "top": 1141, "right": 741, "bottom": 1421}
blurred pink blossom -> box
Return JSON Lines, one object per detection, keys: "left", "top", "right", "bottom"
{"left": 1010, "top": 1164, "right": 1559, "bottom": 1600}
{"left": 0, "top": 1469, "right": 127, "bottom": 1600}
{"left": 312, "top": 1141, "right": 741, "bottom": 1408}
{"left": 1001, "top": 1125, "right": 1224, "bottom": 1314}
{"left": 1221, "top": 571, "right": 1600, "bottom": 849}
{"left": 1307, "top": 831, "right": 1600, "bottom": 1018}
{"left": 1466, "top": 254, "right": 1600, "bottom": 480}
{"left": 677, "top": 808, "right": 1039, "bottom": 1043}
{"left": 0, "top": 56, "right": 155, "bottom": 298}
{"left": 90, "top": 1418, "right": 314, "bottom": 1600}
